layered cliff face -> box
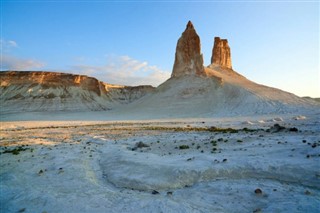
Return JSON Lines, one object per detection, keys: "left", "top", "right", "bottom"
{"left": 0, "top": 71, "right": 155, "bottom": 113}
{"left": 211, "top": 37, "right": 232, "bottom": 69}
{"left": 105, "top": 84, "right": 155, "bottom": 104}
{"left": 171, "top": 21, "right": 206, "bottom": 78}
{"left": 0, "top": 71, "right": 107, "bottom": 96}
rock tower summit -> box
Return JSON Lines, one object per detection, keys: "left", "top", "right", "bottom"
{"left": 211, "top": 37, "right": 232, "bottom": 69}
{"left": 171, "top": 21, "right": 206, "bottom": 78}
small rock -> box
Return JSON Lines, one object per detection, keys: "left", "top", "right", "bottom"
{"left": 270, "top": 124, "right": 285, "bottom": 132}
{"left": 305, "top": 190, "right": 311, "bottom": 195}
{"left": 136, "top": 142, "right": 150, "bottom": 148}
{"left": 289, "top": 127, "right": 298, "bottom": 132}
{"left": 254, "top": 188, "right": 262, "bottom": 194}
{"left": 167, "top": 191, "right": 173, "bottom": 196}
{"left": 222, "top": 159, "right": 227, "bottom": 162}
{"left": 253, "top": 208, "right": 262, "bottom": 213}
{"left": 152, "top": 190, "right": 160, "bottom": 195}
{"left": 187, "top": 157, "right": 194, "bottom": 161}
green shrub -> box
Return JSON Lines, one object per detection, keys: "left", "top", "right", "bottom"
{"left": 179, "top": 145, "right": 190, "bottom": 149}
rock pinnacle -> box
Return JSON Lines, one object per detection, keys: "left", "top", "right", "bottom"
{"left": 171, "top": 21, "right": 206, "bottom": 78}
{"left": 211, "top": 37, "right": 232, "bottom": 69}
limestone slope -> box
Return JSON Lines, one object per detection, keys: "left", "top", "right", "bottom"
{"left": 116, "top": 65, "right": 319, "bottom": 118}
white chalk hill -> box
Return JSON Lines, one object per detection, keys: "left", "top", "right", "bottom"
{"left": 115, "top": 64, "right": 318, "bottom": 118}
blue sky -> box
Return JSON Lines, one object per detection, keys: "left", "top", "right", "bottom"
{"left": 1, "top": 1, "right": 319, "bottom": 97}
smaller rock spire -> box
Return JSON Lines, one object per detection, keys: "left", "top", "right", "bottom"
{"left": 211, "top": 37, "right": 232, "bottom": 69}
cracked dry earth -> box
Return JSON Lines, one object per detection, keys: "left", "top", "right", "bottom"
{"left": 0, "top": 119, "right": 319, "bottom": 213}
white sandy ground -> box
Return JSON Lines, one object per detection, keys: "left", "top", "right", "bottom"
{"left": 0, "top": 113, "right": 320, "bottom": 213}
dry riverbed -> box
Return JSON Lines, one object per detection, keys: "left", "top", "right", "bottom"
{"left": 1, "top": 116, "right": 319, "bottom": 213}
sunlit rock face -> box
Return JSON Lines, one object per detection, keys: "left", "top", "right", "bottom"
{"left": 171, "top": 21, "right": 206, "bottom": 78}
{"left": 0, "top": 71, "right": 106, "bottom": 95}
{"left": 211, "top": 37, "right": 232, "bottom": 69}
{"left": 0, "top": 71, "right": 155, "bottom": 113}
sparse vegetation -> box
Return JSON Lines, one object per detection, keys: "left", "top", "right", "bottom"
{"left": 211, "top": 140, "right": 217, "bottom": 146}
{"left": 179, "top": 145, "right": 189, "bottom": 149}
{"left": 142, "top": 126, "right": 259, "bottom": 133}
{"left": 2, "top": 146, "right": 28, "bottom": 155}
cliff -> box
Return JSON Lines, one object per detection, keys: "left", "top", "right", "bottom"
{"left": 0, "top": 71, "right": 155, "bottom": 113}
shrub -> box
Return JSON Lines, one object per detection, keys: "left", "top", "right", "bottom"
{"left": 179, "top": 145, "right": 189, "bottom": 149}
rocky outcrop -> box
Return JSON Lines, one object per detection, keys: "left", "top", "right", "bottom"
{"left": 105, "top": 84, "right": 155, "bottom": 104}
{"left": 0, "top": 71, "right": 155, "bottom": 113}
{"left": 171, "top": 21, "right": 206, "bottom": 78}
{"left": 0, "top": 71, "right": 107, "bottom": 96}
{"left": 211, "top": 37, "right": 232, "bottom": 69}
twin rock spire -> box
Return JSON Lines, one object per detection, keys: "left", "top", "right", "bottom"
{"left": 171, "top": 21, "right": 232, "bottom": 78}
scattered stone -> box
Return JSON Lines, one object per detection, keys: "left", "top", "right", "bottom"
{"left": 305, "top": 190, "right": 311, "bottom": 195}
{"left": 136, "top": 142, "right": 150, "bottom": 148}
{"left": 167, "top": 191, "right": 173, "bottom": 196}
{"left": 270, "top": 124, "right": 285, "bottom": 132}
{"left": 152, "top": 190, "right": 160, "bottom": 195}
{"left": 253, "top": 208, "right": 262, "bottom": 213}
{"left": 222, "top": 158, "right": 227, "bottom": 162}
{"left": 187, "top": 157, "right": 194, "bottom": 161}
{"left": 131, "top": 141, "right": 150, "bottom": 151}
{"left": 18, "top": 208, "right": 26, "bottom": 213}
{"left": 289, "top": 127, "right": 298, "bottom": 132}
{"left": 38, "top": 170, "right": 44, "bottom": 175}
{"left": 254, "top": 188, "right": 263, "bottom": 194}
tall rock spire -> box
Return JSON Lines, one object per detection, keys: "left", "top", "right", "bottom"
{"left": 171, "top": 21, "right": 206, "bottom": 78}
{"left": 211, "top": 37, "right": 232, "bottom": 69}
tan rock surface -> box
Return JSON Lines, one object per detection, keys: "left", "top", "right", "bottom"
{"left": 211, "top": 37, "right": 232, "bottom": 69}
{"left": 171, "top": 21, "right": 206, "bottom": 78}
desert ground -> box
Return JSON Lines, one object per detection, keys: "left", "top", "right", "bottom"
{"left": 1, "top": 113, "right": 319, "bottom": 213}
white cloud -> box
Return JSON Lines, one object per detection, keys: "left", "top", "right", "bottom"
{"left": 7, "top": 40, "right": 18, "bottom": 48}
{"left": 1, "top": 55, "right": 46, "bottom": 70}
{"left": 72, "top": 55, "right": 171, "bottom": 87}
{"left": 1, "top": 39, "right": 18, "bottom": 52}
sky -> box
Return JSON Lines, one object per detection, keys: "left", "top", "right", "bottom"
{"left": 1, "top": 1, "right": 319, "bottom": 97}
